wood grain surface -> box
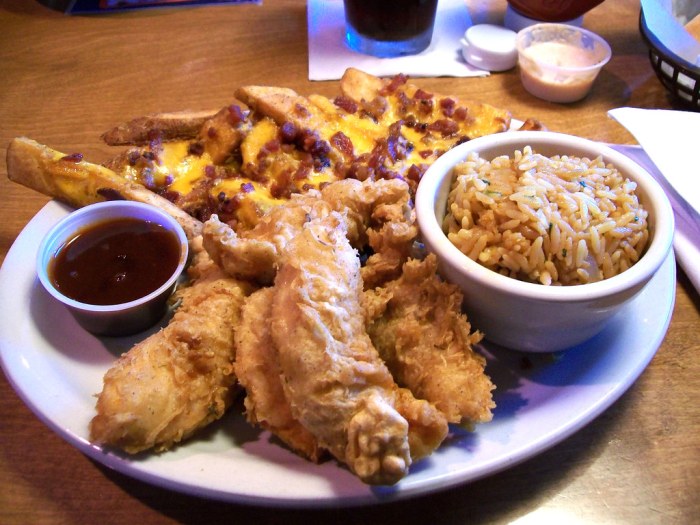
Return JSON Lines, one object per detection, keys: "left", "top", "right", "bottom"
{"left": 1, "top": 1, "right": 698, "bottom": 523}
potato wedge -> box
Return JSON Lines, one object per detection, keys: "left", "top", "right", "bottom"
{"left": 340, "top": 67, "right": 512, "bottom": 138}
{"left": 339, "top": 67, "right": 385, "bottom": 103}
{"left": 101, "top": 110, "right": 218, "bottom": 146}
{"left": 6, "top": 137, "right": 202, "bottom": 239}
{"left": 235, "top": 85, "right": 332, "bottom": 133}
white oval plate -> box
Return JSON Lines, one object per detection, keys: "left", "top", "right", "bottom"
{"left": 0, "top": 201, "right": 675, "bottom": 507}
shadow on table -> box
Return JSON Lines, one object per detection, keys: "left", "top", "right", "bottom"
{"left": 93, "top": 379, "right": 637, "bottom": 525}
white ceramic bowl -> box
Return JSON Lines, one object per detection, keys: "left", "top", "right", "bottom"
{"left": 415, "top": 131, "right": 674, "bottom": 352}
{"left": 37, "top": 201, "right": 189, "bottom": 337}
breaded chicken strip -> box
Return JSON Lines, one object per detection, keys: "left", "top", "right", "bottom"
{"left": 203, "top": 197, "right": 331, "bottom": 285}
{"left": 319, "top": 179, "right": 418, "bottom": 288}
{"left": 89, "top": 238, "right": 253, "bottom": 453}
{"left": 235, "top": 287, "right": 325, "bottom": 462}
{"left": 203, "top": 181, "right": 448, "bottom": 482}
{"left": 269, "top": 213, "right": 414, "bottom": 484}
{"left": 203, "top": 178, "right": 418, "bottom": 288}
{"left": 366, "top": 254, "right": 495, "bottom": 426}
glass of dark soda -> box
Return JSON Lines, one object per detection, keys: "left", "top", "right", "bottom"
{"left": 343, "top": 0, "right": 439, "bottom": 57}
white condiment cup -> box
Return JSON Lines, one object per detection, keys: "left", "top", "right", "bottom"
{"left": 415, "top": 131, "right": 674, "bottom": 353}
{"left": 36, "top": 201, "right": 189, "bottom": 337}
{"left": 516, "top": 23, "right": 612, "bottom": 103}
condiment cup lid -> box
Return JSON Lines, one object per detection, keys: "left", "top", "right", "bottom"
{"left": 461, "top": 24, "right": 518, "bottom": 72}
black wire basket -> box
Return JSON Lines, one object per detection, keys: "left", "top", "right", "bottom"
{"left": 640, "top": 10, "right": 700, "bottom": 111}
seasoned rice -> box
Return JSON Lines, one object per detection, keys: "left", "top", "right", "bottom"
{"left": 443, "top": 146, "right": 650, "bottom": 285}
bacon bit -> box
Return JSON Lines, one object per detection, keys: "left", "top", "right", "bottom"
{"left": 60, "top": 152, "right": 83, "bottom": 163}
{"left": 440, "top": 97, "right": 456, "bottom": 117}
{"left": 263, "top": 138, "right": 281, "bottom": 154}
{"left": 187, "top": 141, "right": 205, "bottom": 156}
{"left": 226, "top": 194, "right": 244, "bottom": 214}
{"left": 207, "top": 126, "right": 218, "bottom": 139}
{"left": 270, "top": 169, "right": 294, "bottom": 199}
{"left": 240, "top": 182, "right": 255, "bottom": 193}
{"left": 419, "top": 149, "right": 434, "bottom": 159}
{"left": 428, "top": 119, "right": 459, "bottom": 136}
{"left": 406, "top": 164, "right": 427, "bottom": 183}
{"left": 314, "top": 155, "right": 331, "bottom": 171}
{"left": 258, "top": 139, "right": 281, "bottom": 160}
{"left": 294, "top": 103, "right": 311, "bottom": 118}
{"left": 310, "top": 139, "right": 331, "bottom": 158}
{"left": 331, "top": 131, "right": 354, "bottom": 158}
{"left": 255, "top": 157, "right": 271, "bottom": 178}
{"left": 205, "top": 165, "right": 217, "bottom": 179}
{"left": 376, "top": 165, "right": 400, "bottom": 181}
{"left": 417, "top": 98, "right": 434, "bottom": 116}
{"left": 413, "top": 88, "right": 433, "bottom": 100}
{"left": 227, "top": 105, "right": 245, "bottom": 126}
{"left": 333, "top": 96, "right": 358, "bottom": 114}
{"left": 219, "top": 197, "right": 239, "bottom": 217}
{"left": 160, "top": 189, "right": 180, "bottom": 203}
{"left": 396, "top": 91, "right": 411, "bottom": 116}
{"left": 296, "top": 128, "right": 317, "bottom": 151}
{"left": 380, "top": 73, "right": 408, "bottom": 95}
{"left": 384, "top": 121, "right": 413, "bottom": 162}
{"left": 96, "top": 188, "right": 125, "bottom": 201}
{"left": 413, "top": 121, "right": 429, "bottom": 133}
{"left": 361, "top": 96, "right": 388, "bottom": 120}
{"left": 279, "top": 122, "right": 299, "bottom": 143}
{"left": 453, "top": 107, "right": 468, "bottom": 121}
{"left": 211, "top": 192, "right": 243, "bottom": 220}
{"left": 346, "top": 160, "right": 373, "bottom": 182}
{"left": 294, "top": 162, "right": 312, "bottom": 180}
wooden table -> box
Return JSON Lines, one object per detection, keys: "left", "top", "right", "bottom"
{"left": 1, "top": 1, "right": 698, "bottom": 523}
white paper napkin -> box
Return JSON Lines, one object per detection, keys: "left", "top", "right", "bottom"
{"left": 608, "top": 107, "right": 700, "bottom": 294}
{"left": 307, "top": 0, "right": 489, "bottom": 81}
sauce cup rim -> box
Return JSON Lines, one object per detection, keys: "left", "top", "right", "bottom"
{"left": 36, "top": 201, "right": 189, "bottom": 314}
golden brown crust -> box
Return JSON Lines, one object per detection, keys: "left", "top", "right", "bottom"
{"left": 6, "top": 137, "right": 203, "bottom": 239}
{"left": 340, "top": 67, "right": 385, "bottom": 103}
{"left": 89, "top": 250, "right": 251, "bottom": 454}
{"left": 234, "top": 86, "right": 302, "bottom": 125}
{"left": 101, "top": 110, "right": 219, "bottom": 146}
{"left": 234, "top": 85, "right": 334, "bottom": 139}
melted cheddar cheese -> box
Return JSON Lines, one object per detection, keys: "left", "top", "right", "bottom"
{"left": 109, "top": 78, "right": 509, "bottom": 230}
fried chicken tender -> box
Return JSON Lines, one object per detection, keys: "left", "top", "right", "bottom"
{"left": 270, "top": 212, "right": 439, "bottom": 484}
{"left": 203, "top": 181, "right": 448, "bottom": 484}
{"left": 89, "top": 238, "right": 253, "bottom": 453}
{"left": 234, "top": 287, "right": 325, "bottom": 462}
{"left": 203, "top": 178, "right": 417, "bottom": 288}
{"left": 365, "top": 254, "right": 495, "bottom": 425}
{"left": 203, "top": 197, "right": 330, "bottom": 285}
{"left": 318, "top": 179, "right": 418, "bottom": 288}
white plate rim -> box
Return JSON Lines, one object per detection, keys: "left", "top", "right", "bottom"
{"left": 0, "top": 200, "right": 676, "bottom": 508}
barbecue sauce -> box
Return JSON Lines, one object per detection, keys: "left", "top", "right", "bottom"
{"left": 49, "top": 217, "right": 181, "bottom": 305}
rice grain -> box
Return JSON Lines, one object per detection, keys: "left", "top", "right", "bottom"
{"left": 443, "top": 146, "right": 649, "bottom": 285}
